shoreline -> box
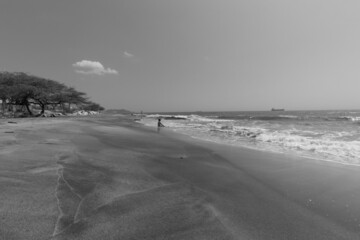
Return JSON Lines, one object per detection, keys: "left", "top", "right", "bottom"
{"left": 1, "top": 116, "right": 360, "bottom": 239}
{"left": 139, "top": 110, "right": 360, "bottom": 167}
{"left": 143, "top": 121, "right": 360, "bottom": 170}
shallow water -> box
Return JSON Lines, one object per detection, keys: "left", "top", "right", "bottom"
{"left": 139, "top": 110, "right": 360, "bottom": 165}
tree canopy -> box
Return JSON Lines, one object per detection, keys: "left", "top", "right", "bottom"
{"left": 0, "top": 72, "right": 104, "bottom": 116}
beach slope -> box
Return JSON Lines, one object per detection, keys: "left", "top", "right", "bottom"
{"left": 1, "top": 116, "right": 360, "bottom": 239}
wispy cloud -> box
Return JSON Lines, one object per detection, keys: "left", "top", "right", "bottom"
{"left": 123, "top": 51, "right": 134, "bottom": 58}
{"left": 72, "top": 60, "right": 118, "bottom": 75}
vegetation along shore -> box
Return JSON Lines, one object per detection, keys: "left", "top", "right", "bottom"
{"left": 0, "top": 72, "right": 104, "bottom": 118}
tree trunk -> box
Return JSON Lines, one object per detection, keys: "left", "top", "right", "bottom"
{"left": 1, "top": 99, "right": 5, "bottom": 113}
{"left": 61, "top": 103, "right": 66, "bottom": 113}
{"left": 24, "top": 103, "right": 33, "bottom": 116}
{"left": 35, "top": 102, "right": 46, "bottom": 117}
{"left": 40, "top": 104, "right": 45, "bottom": 115}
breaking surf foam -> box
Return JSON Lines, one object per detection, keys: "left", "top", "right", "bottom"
{"left": 139, "top": 110, "right": 360, "bottom": 166}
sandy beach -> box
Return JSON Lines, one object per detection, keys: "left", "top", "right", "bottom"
{"left": 1, "top": 115, "right": 360, "bottom": 240}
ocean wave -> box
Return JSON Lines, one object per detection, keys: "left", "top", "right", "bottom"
{"left": 139, "top": 111, "right": 360, "bottom": 165}
{"left": 256, "top": 131, "right": 360, "bottom": 164}
{"left": 189, "top": 115, "right": 233, "bottom": 122}
{"left": 278, "top": 115, "right": 299, "bottom": 119}
{"left": 146, "top": 114, "right": 189, "bottom": 120}
{"left": 217, "top": 114, "right": 360, "bottom": 122}
{"left": 218, "top": 115, "right": 251, "bottom": 120}
{"left": 338, "top": 116, "right": 360, "bottom": 122}
{"left": 251, "top": 116, "right": 300, "bottom": 121}
{"left": 218, "top": 115, "right": 301, "bottom": 121}
{"left": 196, "top": 124, "right": 360, "bottom": 164}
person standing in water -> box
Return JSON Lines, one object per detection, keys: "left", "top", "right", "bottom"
{"left": 158, "top": 118, "right": 165, "bottom": 127}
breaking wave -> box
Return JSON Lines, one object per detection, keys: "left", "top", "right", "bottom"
{"left": 139, "top": 111, "right": 360, "bottom": 165}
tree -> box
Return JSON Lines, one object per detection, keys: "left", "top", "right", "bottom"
{"left": 55, "top": 87, "right": 88, "bottom": 112}
{"left": 0, "top": 72, "right": 36, "bottom": 115}
{"left": 82, "top": 101, "right": 105, "bottom": 111}
{"left": 27, "top": 76, "right": 68, "bottom": 115}
{"left": 0, "top": 71, "right": 102, "bottom": 117}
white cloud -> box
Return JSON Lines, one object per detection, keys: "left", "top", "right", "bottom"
{"left": 72, "top": 60, "right": 118, "bottom": 75}
{"left": 123, "top": 51, "right": 134, "bottom": 58}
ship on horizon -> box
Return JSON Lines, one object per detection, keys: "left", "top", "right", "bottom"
{"left": 271, "top": 108, "right": 285, "bottom": 111}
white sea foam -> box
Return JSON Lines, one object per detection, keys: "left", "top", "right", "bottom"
{"left": 188, "top": 114, "right": 233, "bottom": 122}
{"left": 278, "top": 115, "right": 299, "bottom": 119}
{"left": 340, "top": 116, "right": 360, "bottom": 122}
{"left": 256, "top": 130, "right": 360, "bottom": 163}
{"left": 140, "top": 112, "right": 360, "bottom": 165}
{"left": 146, "top": 114, "right": 189, "bottom": 119}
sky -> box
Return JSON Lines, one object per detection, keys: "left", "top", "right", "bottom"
{"left": 0, "top": 0, "right": 360, "bottom": 112}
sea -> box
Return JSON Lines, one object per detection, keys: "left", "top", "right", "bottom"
{"left": 138, "top": 110, "right": 360, "bottom": 166}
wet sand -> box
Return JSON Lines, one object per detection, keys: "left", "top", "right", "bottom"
{"left": 1, "top": 115, "right": 360, "bottom": 239}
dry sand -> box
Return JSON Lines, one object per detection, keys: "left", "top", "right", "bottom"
{"left": 1, "top": 115, "right": 360, "bottom": 240}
